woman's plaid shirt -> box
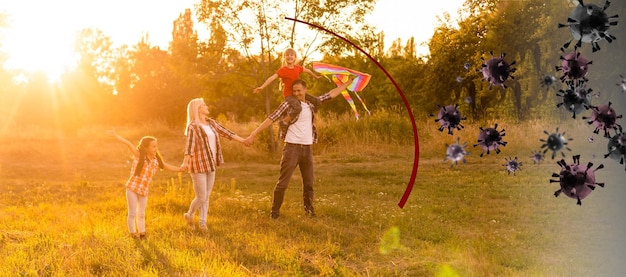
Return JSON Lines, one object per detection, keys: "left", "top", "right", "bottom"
{"left": 185, "top": 119, "right": 236, "bottom": 173}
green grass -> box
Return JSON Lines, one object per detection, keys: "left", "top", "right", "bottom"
{"left": 1, "top": 113, "right": 624, "bottom": 276}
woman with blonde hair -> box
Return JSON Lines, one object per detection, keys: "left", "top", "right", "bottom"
{"left": 181, "top": 98, "right": 247, "bottom": 231}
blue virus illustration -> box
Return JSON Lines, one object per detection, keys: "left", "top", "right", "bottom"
{"left": 503, "top": 156, "right": 522, "bottom": 175}
{"left": 430, "top": 104, "right": 466, "bottom": 135}
{"left": 530, "top": 150, "right": 545, "bottom": 164}
{"left": 473, "top": 123, "right": 507, "bottom": 157}
{"left": 444, "top": 137, "right": 469, "bottom": 167}
{"left": 463, "top": 62, "right": 471, "bottom": 70}
{"left": 464, "top": 96, "right": 473, "bottom": 104}
{"left": 604, "top": 132, "right": 626, "bottom": 170}
{"left": 618, "top": 74, "right": 626, "bottom": 93}
{"left": 558, "top": 0, "right": 619, "bottom": 52}
{"left": 540, "top": 127, "right": 573, "bottom": 159}
{"left": 456, "top": 76, "right": 463, "bottom": 83}
{"left": 478, "top": 51, "right": 516, "bottom": 89}
{"left": 540, "top": 74, "right": 558, "bottom": 90}
{"left": 555, "top": 47, "right": 592, "bottom": 82}
{"left": 556, "top": 80, "right": 593, "bottom": 118}
{"left": 550, "top": 155, "right": 604, "bottom": 205}
{"left": 583, "top": 101, "right": 624, "bottom": 138}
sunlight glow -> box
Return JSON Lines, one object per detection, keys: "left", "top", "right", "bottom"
{"left": 365, "top": 0, "right": 465, "bottom": 57}
{"left": 2, "top": 3, "right": 81, "bottom": 83}
{"left": 0, "top": 0, "right": 466, "bottom": 83}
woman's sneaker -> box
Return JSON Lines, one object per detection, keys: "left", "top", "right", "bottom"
{"left": 184, "top": 213, "right": 194, "bottom": 225}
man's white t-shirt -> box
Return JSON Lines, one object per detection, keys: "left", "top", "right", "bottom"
{"left": 285, "top": 102, "right": 313, "bottom": 145}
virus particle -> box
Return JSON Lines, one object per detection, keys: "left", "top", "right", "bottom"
{"left": 503, "top": 156, "right": 522, "bottom": 175}
{"left": 604, "top": 132, "right": 626, "bottom": 170}
{"left": 473, "top": 123, "right": 507, "bottom": 157}
{"left": 444, "top": 137, "right": 469, "bottom": 167}
{"left": 530, "top": 150, "right": 545, "bottom": 164}
{"left": 588, "top": 136, "right": 595, "bottom": 143}
{"left": 464, "top": 96, "right": 473, "bottom": 104}
{"left": 540, "top": 127, "right": 573, "bottom": 159}
{"left": 463, "top": 62, "right": 471, "bottom": 70}
{"left": 456, "top": 76, "right": 463, "bottom": 83}
{"left": 540, "top": 74, "right": 558, "bottom": 90}
{"left": 583, "top": 101, "right": 624, "bottom": 138}
{"left": 478, "top": 51, "right": 516, "bottom": 89}
{"left": 618, "top": 74, "right": 626, "bottom": 93}
{"left": 555, "top": 46, "right": 592, "bottom": 82}
{"left": 558, "top": 0, "right": 619, "bottom": 52}
{"left": 550, "top": 155, "right": 604, "bottom": 205}
{"left": 556, "top": 80, "right": 593, "bottom": 118}
{"left": 429, "top": 104, "right": 466, "bottom": 135}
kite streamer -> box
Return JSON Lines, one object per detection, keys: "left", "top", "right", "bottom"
{"left": 312, "top": 62, "right": 371, "bottom": 120}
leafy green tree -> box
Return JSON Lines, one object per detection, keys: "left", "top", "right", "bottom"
{"left": 56, "top": 28, "right": 116, "bottom": 131}
{"left": 168, "top": 8, "right": 204, "bottom": 125}
{"left": 121, "top": 34, "right": 174, "bottom": 124}
{"left": 195, "top": 0, "right": 376, "bottom": 152}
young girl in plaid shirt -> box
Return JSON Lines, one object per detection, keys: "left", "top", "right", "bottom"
{"left": 109, "top": 129, "right": 183, "bottom": 239}
{"left": 181, "top": 98, "right": 248, "bottom": 231}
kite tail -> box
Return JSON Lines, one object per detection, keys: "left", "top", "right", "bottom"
{"left": 341, "top": 90, "right": 360, "bottom": 120}
{"left": 354, "top": 91, "right": 371, "bottom": 116}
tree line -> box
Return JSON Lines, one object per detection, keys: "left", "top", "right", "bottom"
{"left": 1, "top": 0, "right": 624, "bottom": 135}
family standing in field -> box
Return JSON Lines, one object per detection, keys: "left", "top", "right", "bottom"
{"left": 109, "top": 48, "right": 354, "bottom": 238}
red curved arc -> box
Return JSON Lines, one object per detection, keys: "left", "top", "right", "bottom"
{"left": 284, "top": 17, "right": 419, "bottom": 208}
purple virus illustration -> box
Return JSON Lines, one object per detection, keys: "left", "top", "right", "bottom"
{"left": 540, "top": 74, "right": 558, "bottom": 90}
{"left": 444, "top": 137, "right": 469, "bottom": 167}
{"left": 558, "top": 0, "right": 619, "bottom": 52}
{"left": 503, "top": 156, "right": 522, "bottom": 175}
{"left": 555, "top": 47, "right": 592, "bottom": 82}
{"left": 540, "top": 127, "right": 573, "bottom": 159}
{"left": 588, "top": 136, "right": 595, "bottom": 143}
{"left": 473, "top": 123, "right": 507, "bottom": 157}
{"left": 478, "top": 51, "right": 516, "bottom": 89}
{"left": 456, "top": 76, "right": 463, "bottom": 83}
{"left": 618, "top": 74, "right": 626, "bottom": 93}
{"left": 583, "top": 101, "right": 623, "bottom": 138}
{"left": 530, "top": 150, "right": 545, "bottom": 164}
{"left": 604, "top": 132, "right": 626, "bottom": 170}
{"left": 550, "top": 155, "right": 604, "bottom": 205}
{"left": 463, "top": 62, "right": 471, "bottom": 70}
{"left": 464, "top": 96, "right": 473, "bottom": 104}
{"left": 556, "top": 80, "right": 593, "bottom": 118}
{"left": 430, "top": 104, "right": 466, "bottom": 135}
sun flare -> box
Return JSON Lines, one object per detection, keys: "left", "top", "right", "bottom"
{"left": 2, "top": 4, "right": 80, "bottom": 84}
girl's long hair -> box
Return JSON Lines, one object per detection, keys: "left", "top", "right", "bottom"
{"left": 134, "top": 136, "right": 164, "bottom": 177}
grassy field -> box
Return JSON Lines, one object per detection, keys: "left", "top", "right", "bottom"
{"left": 1, "top": 113, "right": 625, "bottom": 276}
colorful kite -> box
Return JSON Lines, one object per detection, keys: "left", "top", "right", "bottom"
{"left": 312, "top": 62, "right": 371, "bottom": 119}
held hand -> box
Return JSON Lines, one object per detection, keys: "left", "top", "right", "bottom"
{"left": 244, "top": 135, "right": 255, "bottom": 146}
{"left": 252, "top": 87, "right": 262, "bottom": 94}
{"left": 106, "top": 128, "right": 117, "bottom": 137}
